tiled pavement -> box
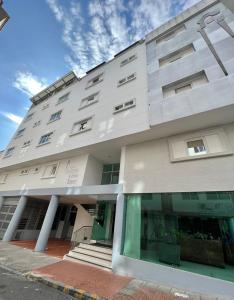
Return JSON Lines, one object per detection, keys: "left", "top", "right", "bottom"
{"left": 11, "top": 239, "right": 72, "bottom": 259}
{"left": 0, "top": 241, "right": 223, "bottom": 300}
{"left": 31, "top": 260, "right": 220, "bottom": 300}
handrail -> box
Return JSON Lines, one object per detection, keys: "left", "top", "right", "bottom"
{"left": 72, "top": 226, "right": 92, "bottom": 237}
{"left": 71, "top": 226, "right": 93, "bottom": 250}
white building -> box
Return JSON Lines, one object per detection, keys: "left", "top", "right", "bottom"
{"left": 0, "top": 0, "right": 234, "bottom": 297}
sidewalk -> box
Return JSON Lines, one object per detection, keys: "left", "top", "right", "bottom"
{"left": 0, "top": 242, "right": 222, "bottom": 300}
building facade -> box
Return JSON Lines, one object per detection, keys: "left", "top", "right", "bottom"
{"left": 0, "top": 0, "right": 234, "bottom": 297}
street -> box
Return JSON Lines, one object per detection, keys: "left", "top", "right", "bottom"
{"left": 0, "top": 266, "right": 75, "bottom": 300}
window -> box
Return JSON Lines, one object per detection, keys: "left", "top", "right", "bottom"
{"left": 4, "top": 147, "right": 15, "bottom": 157}
{"left": 118, "top": 73, "right": 136, "bottom": 87}
{"left": 101, "top": 164, "right": 120, "bottom": 185}
{"left": 33, "top": 120, "right": 41, "bottom": 128}
{"left": 162, "top": 71, "right": 208, "bottom": 98}
{"left": 15, "top": 128, "right": 25, "bottom": 138}
{"left": 159, "top": 44, "right": 195, "bottom": 68}
{"left": 187, "top": 139, "right": 207, "bottom": 156}
{"left": 22, "top": 140, "right": 31, "bottom": 148}
{"left": 120, "top": 54, "right": 137, "bottom": 66}
{"left": 122, "top": 192, "right": 234, "bottom": 282}
{"left": 86, "top": 73, "right": 103, "bottom": 89}
{"left": 24, "top": 113, "right": 34, "bottom": 122}
{"left": 20, "top": 169, "right": 29, "bottom": 176}
{"left": 70, "top": 117, "right": 93, "bottom": 136}
{"left": 41, "top": 163, "right": 58, "bottom": 178}
{"left": 156, "top": 24, "right": 186, "bottom": 44}
{"left": 113, "top": 98, "right": 136, "bottom": 114}
{"left": 49, "top": 110, "right": 62, "bottom": 123}
{"left": 0, "top": 174, "right": 8, "bottom": 184}
{"left": 57, "top": 92, "right": 70, "bottom": 105}
{"left": 168, "top": 128, "right": 232, "bottom": 162}
{"left": 42, "top": 103, "right": 49, "bottom": 110}
{"left": 38, "top": 132, "right": 53, "bottom": 145}
{"left": 79, "top": 92, "right": 99, "bottom": 109}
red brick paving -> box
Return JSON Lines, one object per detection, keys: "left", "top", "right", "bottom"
{"left": 11, "top": 239, "right": 71, "bottom": 259}
{"left": 33, "top": 260, "right": 132, "bottom": 299}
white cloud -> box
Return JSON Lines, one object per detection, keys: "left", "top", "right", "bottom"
{"left": 1, "top": 112, "right": 23, "bottom": 125}
{"left": 46, "top": 0, "right": 200, "bottom": 76}
{"left": 13, "top": 71, "right": 47, "bottom": 97}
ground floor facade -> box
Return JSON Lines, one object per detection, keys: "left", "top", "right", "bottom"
{"left": 0, "top": 123, "right": 234, "bottom": 297}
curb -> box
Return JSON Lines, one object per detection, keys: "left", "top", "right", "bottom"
{"left": 26, "top": 272, "right": 108, "bottom": 300}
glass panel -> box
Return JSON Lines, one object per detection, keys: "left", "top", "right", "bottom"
{"left": 111, "top": 172, "right": 119, "bottom": 184}
{"left": 101, "top": 173, "right": 111, "bottom": 185}
{"left": 122, "top": 192, "right": 234, "bottom": 282}
{"left": 103, "top": 165, "right": 112, "bottom": 172}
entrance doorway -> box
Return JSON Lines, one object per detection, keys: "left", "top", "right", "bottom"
{"left": 91, "top": 201, "right": 116, "bottom": 247}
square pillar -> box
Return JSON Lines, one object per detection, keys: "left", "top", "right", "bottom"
{"left": 112, "top": 193, "right": 125, "bottom": 270}
{"left": 2, "top": 195, "right": 27, "bottom": 242}
{"left": 34, "top": 195, "right": 59, "bottom": 252}
{"left": 0, "top": 196, "right": 4, "bottom": 212}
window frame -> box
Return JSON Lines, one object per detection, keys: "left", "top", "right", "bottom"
{"left": 38, "top": 132, "right": 54, "bottom": 146}
{"left": 4, "top": 147, "right": 15, "bottom": 158}
{"left": 113, "top": 98, "right": 136, "bottom": 114}
{"left": 120, "top": 54, "right": 137, "bottom": 67}
{"left": 15, "top": 128, "right": 25, "bottom": 139}
{"left": 86, "top": 73, "right": 104, "bottom": 89}
{"left": 79, "top": 92, "right": 99, "bottom": 110}
{"left": 56, "top": 92, "right": 70, "bottom": 105}
{"left": 41, "top": 162, "right": 59, "bottom": 179}
{"left": 118, "top": 73, "right": 136, "bottom": 87}
{"left": 70, "top": 117, "right": 93, "bottom": 136}
{"left": 48, "top": 110, "right": 62, "bottom": 123}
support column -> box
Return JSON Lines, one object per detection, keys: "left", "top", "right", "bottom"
{"left": 35, "top": 195, "right": 59, "bottom": 252}
{"left": 0, "top": 196, "right": 4, "bottom": 212}
{"left": 112, "top": 193, "right": 125, "bottom": 270}
{"left": 2, "top": 195, "right": 27, "bottom": 242}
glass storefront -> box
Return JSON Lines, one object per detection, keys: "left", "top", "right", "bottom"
{"left": 122, "top": 192, "right": 234, "bottom": 282}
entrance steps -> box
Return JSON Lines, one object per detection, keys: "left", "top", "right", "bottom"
{"left": 64, "top": 242, "right": 112, "bottom": 269}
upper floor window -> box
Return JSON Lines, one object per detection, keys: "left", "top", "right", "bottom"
{"left": 101, "top": 164, "right": 120, "bottom": 185}
{"left": 120, "top": 54, "right": 137, "bottom": 66}
{"left": 4, "top": 147, "right": 15, "bottom": 158}
{"left": 15, "top": 128, "right": 25, "bottom": 138}
{"left": 49, "top": 110, "right": 62, "bottom": 123}
{"left": 168, "top": 128, "right": 232, "bottom": 162}
{"left": 187, "top": 139, "right": 207, "bottom": 156}
{"left": 22, "top": 140, "right": 31, "bottom": 148}
{"left": 41, "top": 163, "right": 59, "bottom": 179}
{"left": 57, "top": 92, "right": 70, "bottom": 105}
{"left": 79, "top": 92, "right": 99, "bottom": 110}
{"left": 162, "top": 71, "right": 208, "bottom": 98}
{"left": 42, "top": 103, "right": 49, "bottom": 110}
{"left": 38, "top": 132, "right": 53, "bottom": 146}
{"left": 156, "top": 24, "right": 186, "bottom": 45}
{"left": 70, "top": 117, "right": 93, "bottom": 136}
{"left": 24, "top": 113, "right": 34, "bottom": 122}
{"left": 0, "top": 174, "right": 8, "bottom": 184}
{"left": 33, "top": 120, "right": 41, "bottom": 128}
{"left": 118, "top": 73, "right": 136, "bottom": 87}
{"left": 20, "top": 169, "right": 29, "bottom": 176}
{"left": 113, "top": 98, "right": 136, "bottom": 114}
{"left": 159, "top": 44, "right": 195, "bottom": 68}
{"left": 86, "top": 73, "right": 103, "bottom": 89}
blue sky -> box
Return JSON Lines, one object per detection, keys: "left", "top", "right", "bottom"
{"left": 0, "top": 0, "right": 199, "bottom": 150}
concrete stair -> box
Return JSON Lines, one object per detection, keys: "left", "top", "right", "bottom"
{"left": 65, "top": 243, "right": 112, "bottom": 269}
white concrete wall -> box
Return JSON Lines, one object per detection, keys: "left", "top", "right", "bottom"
{"left": 0, "top": 42, "right": 149, "bottom": 169}
{"left": 147, "top": 2, "right": 234, "bottom": 126}
{"left": 122, "top": 123, "right": 234, "bottom": 193}
{"left": 82, "top": 155, "right": 103, "bottom": 186}
{"left": 72, "top": 204, "right": 94, "bottom": 241}
{"left": 0, "top": 154, "right": 89, "bottom": 192}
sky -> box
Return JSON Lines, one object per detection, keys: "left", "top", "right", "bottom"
{"left": 0, "top": 0, "right": 200, "bottom": 151}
